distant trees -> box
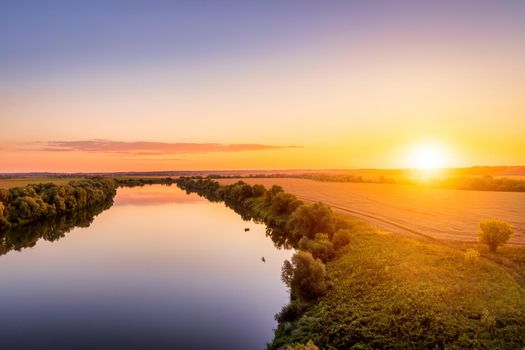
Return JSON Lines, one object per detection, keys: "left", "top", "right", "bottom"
{"left": 116, "top": 177, "right": 175, "bottom": 187}
{"left": 478, "top": 220, "right": 514, "bottom": 252}
{"left": 0, "top": 178, "right": 117, "bottom": 231}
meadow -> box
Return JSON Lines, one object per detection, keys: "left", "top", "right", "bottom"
{"left": 219, "top": 178, "right": 525, "bottom": 245}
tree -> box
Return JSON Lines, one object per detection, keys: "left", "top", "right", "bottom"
{"left": 332, "top": 229, "right": 351, "bottom": 250}
{"left": 287, "top": 202, "right": 336, "bottom": 241}
{"left": 298, "top": 233, "right": 335, "bottom": 262}
{"left": 281, "top": 251, "right": 329, "bottom": 302}
{"left": 0, "top": 188, "right": 9, "bottom": 203}
{"left": 0, "top": 202, "right": 8, "bottom": 229}
{"left": 478, "top": 220, "right": 514, "bottom": 252}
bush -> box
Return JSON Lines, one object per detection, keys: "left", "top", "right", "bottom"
{"left": 464, "top": 249, "right": 480, "bottom": 263}
{"left": 478, "top": 220, "right": 514, "bottom": 252}
{"left": 286, "top": 340, "right": 319, "bottom": 350}
{"left": 298, "top": 233, "right": 335, "bottom": 262}
{"left": 281, "top": 251, "right": 329, "bottom": 302}
{"left": 332, "top": 229, "right": 351, "bottom": 250}
{"left": 287, "top": 202, "right": 336, "bottom": 241}
{"left": 0, "top": 202, "right": 8, "bottom": 229}
{"left": 0, "top": 188, "right": 8, "bottom": 203}
{"left": 275, "top": 301, "right": 309, "bottom": 323}
{"left": 252, "top": 184, "right": 266, "bottom": 197}
{"left": 0, "top": 178, "right": 117, "bottom": 231}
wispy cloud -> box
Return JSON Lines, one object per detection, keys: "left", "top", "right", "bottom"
{"left": 36, "top": 139, "right": 300, "bottom": 155}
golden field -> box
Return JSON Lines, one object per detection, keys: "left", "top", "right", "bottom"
{"left": 220, "top": 178, "right": 525, "bottom": 245}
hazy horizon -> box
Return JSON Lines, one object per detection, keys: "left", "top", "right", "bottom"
{"left": 2, "top": 1, "right": 524, "bottom": 172}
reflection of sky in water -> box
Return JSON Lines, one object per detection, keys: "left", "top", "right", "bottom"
{"left": 114, "top": 185, "right": 203, "bottom": 206}
{"left": 0, "top": 185, "right": 292, "bottom": 349}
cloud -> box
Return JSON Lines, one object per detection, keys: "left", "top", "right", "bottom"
{"left": 38, "top": 139, "right": 300, "bottom": 155}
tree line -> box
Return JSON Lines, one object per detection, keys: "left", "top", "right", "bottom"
{"left": 0, "top": 178, "right": 117, "bottom": 231}
{"left": 176, "top": 177, "right": 355, "bottom": 324}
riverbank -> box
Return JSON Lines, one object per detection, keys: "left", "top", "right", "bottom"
{"left": 0, "top": 178, "right": 117, "bottom": 231}
{"left": 178, "top": 177, "right": 525, "bottom": 349}
{"left": 270, "top": 214, "right": 525, "bottom": 349}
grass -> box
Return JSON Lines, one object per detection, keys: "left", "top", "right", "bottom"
{"left": 270, "top": 215, "right": 525, "bottom": 349}
{"left": 452, "top": 242, "right": 525, "bottom": 289}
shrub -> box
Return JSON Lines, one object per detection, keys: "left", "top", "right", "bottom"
{"left": 0, "top": 188, "right": 8, "bottom": 203}
{"left": 464, "top": 249, "right": 480, "bottom": 263}
{"left": 281, "top": 251, "right": 329, "bottom": 302}
{"left": 298, "top": 233, "right": 335, "bottom": 262}
{"left": 275, "top": 300, "right": 309, "bottom": 323}
{"left": 478, "top": 220, "right": 514, "bottom": 252}
{"left": 0, "top": 202, "right": 8, "bottom": 229}
{"left": 332, "top": 229, "right": 351, "bottom": 250}
{"left": 287, "top": 202, "right": 336, "bottom": 241}
{"left": 286, "top": 340, "right": 320, "bottom": 350}
{"left": 270, "top": 192, "right": 302, "bottom": 216}
{"left": 480, "top": 309, "right": 496, "bottom": 330}
{"left": 252, "top": 184, "right": 266, "bottom": 197}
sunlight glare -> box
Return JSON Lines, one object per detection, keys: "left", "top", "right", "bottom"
{"left": 409, "top": 142, "right": 447, "bottom": 170}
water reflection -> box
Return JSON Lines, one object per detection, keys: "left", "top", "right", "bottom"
{"left": 0, "top": 185, "right": 291, "bottom": 350}
{"left": 115, "top": 184, "right": 202, "bottom": 206}
{"left": 0, "top": 198, "right": 113, "bottom": 256}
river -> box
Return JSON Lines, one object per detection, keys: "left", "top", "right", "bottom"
{"left": 0, "top": 185, "right": 292, "bottom": 349}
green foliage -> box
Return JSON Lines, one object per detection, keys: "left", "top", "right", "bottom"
{"left": 252, "top": 184, "right": 267, "bottom": 197}
{"left": 331, "top": 229, "right": 351, "bottom": 250}
{"left": 116, "top": 177, "right": 175, "bottom": 187}
{"left": 287, "top": 202, "right": 336, "bottom": 241}
{"left": 270, "top": 219, "right": 525, "bottom": 350}
{"left": 0, "top": 202, "right": 7, "bottom": 230}
{"left": 285, "top": 340, "right": 319, "bottom": 350}
{"left": 0, "top": 188, "right": 9, "bottom": 203}
{"left": 0, "top": 199, "right": 113, "bottom": 256}
{"left": 298, "top": 233, "right": 335, "bottom": 263}
{"left": 0, "top": 178, "right": 117, "bottom": 231}
{"left": 478, "top": 219, "right": 514, "bottom": 252}
{"left": 275, "top": 300, "right": 309, "bottom": 323}
{"left": 282, "top": 251, "right": 329, "bottom": 302}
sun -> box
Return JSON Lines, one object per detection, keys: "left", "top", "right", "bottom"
{"left": 408, "top": 142, "right": 447, "bottom": 170}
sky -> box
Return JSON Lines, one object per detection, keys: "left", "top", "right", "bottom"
{"left": 1, "top": 0, "right": 524, "bottom": 172}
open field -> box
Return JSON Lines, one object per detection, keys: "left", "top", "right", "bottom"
{"left": 0, "top": 177, "right": 86, "bottom": 189}
{"left": 220, "top": 178, "right": 525, "bottom": 245}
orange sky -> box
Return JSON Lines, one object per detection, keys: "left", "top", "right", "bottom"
{"left": 1, "top": 2, "right": 524, "bottom": 172}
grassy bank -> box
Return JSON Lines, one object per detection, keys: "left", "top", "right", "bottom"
{"left": 271, "top": 215, "right": 525, "bottom": 349}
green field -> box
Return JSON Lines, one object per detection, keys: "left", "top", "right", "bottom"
{"left": 271, "top": 215, "right": 525, "bottom": 349}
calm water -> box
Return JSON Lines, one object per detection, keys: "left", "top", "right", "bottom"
{"left": 0, "top": 185, "right": 292, "bottom": 349}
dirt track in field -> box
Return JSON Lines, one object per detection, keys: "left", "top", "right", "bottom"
{"left": 219, "top": 178, "right": 525, "bottom": 244}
